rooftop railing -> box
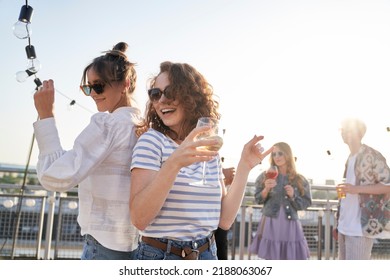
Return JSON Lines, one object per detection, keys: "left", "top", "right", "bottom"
{"left": 0, "top": 181, "right": 389, "bottom": 260}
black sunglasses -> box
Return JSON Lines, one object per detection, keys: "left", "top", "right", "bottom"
{"left": 80, "top": 83, "right": 106, "bottom": 96}
{"left": 272, "top": 151, "right": 284, "bottom": 157}
{"left": 148, "top": 87, "right": 175, "bottom": 102}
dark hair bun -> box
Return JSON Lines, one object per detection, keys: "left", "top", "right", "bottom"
{"left": 113, "top": 42, "right": 128, "bottom": 53}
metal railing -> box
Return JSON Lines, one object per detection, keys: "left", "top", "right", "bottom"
{"left": 1, "top": 182, "right": 389, "bottom": 260}
{"left": 231, "top": 184, "right": 390, "bottom": 260}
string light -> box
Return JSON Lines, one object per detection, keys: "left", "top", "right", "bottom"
{"left": 12, "top": 4, "right": 33, "bottom": 39}
{"left": 9, "top": 2, "right": 92, "bottom": 259}
{"left": 13, "top": 0, "right": 41, "bottom": 90}
{"left": 13, "top": 1, "right": 92, "bottom": 113}
{"left": 55, "top": 88, "right": 94, "bottom": 113}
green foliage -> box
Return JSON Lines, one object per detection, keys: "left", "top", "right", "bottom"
{"left": 0, "top": 174, "right": 21, "bottom": 184}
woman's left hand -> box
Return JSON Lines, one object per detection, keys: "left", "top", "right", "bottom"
{"left": 239, "top": 135, "right": 273, "bottom": 169}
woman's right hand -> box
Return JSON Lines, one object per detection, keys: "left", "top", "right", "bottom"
{"left": 33, "top": 79, "right": 55, "bottom": 119}
{"left": 264, "top": 178, "right": 277, "bottom": 192}
{"left": 166, "top": 126, "right": 219, "bottom": 170}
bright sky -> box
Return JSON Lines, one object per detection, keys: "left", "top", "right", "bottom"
{"left": 1, "top": 0, "right": 390, "bottom": 184}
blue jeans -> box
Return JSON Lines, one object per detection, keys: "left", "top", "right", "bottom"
{"left": 81, "top": 234, "right": 138, "bottom": 260}
{"left": 137, "top": 234, "right": 218, "bottom": 260}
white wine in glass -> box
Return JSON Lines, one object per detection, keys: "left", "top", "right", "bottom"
{"left": 201, "top": 135, "right": 224, "bottom": 151}
{"left": 195, "top": 117, "right": 223, "bottom": 184}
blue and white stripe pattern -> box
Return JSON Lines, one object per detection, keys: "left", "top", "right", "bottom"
{"left": 131, "top": 129, "right": 223, "bottom": 241}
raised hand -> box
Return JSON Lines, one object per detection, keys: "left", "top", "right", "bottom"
{"left": 33, "top": 79, "right": 55, "bottom": 119}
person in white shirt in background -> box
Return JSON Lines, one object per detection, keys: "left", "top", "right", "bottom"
{"left": 32, "top": 42, "right": 141, "bottom": 260}
{"left": 336, "top": 117, "right": 390, "bottom": 259}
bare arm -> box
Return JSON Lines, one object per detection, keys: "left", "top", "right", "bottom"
{"left": 340, "top": 183, "right": 390, "bottom": 195}
{"left": 130, "top": 158, "right": 181, "bottom": 230}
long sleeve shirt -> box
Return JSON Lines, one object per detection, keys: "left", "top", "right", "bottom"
{"left": 33, "top": 106, "right": 141, "bottom": 251}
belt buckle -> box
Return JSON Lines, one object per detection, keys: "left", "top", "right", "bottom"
{"left": 182, "top": 248, "right": 199, "bottom": 260}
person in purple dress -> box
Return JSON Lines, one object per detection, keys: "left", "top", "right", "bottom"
{"left": 250, "top": 142, "right": 312, "bottom": 260}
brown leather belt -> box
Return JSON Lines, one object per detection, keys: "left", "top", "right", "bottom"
{"left": 141, "top": 235, "right": 215, "bottom": 260}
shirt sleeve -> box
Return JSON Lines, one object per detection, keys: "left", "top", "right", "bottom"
{"left": 131, "top": 130, "right": 163, "bottom": 172}
{"left": 254, "top": 172, "right": 266, "bottom": 204}
{"left": 374, "top": 152, "right": 390, "bottom": 183}
{"left": 33, "top": 113, "right": 120, "bottom": 192}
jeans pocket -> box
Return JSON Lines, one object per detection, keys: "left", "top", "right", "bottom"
{"left": 138, "top": 243, "right": 164, "bottom": 260}
{"left": 81, "top": 240, "right": 96, "bottom": 260}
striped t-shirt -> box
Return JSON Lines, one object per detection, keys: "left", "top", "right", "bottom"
{"left": 131, "top": 129, "right": 223, "bottom": 241}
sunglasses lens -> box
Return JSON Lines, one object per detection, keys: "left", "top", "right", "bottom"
{"left": 164, "top": 87, "right": 174, "bottom": 100}
{"left": 148, "top": 88, "right": 162, "bottom": 101}
{"left": 80, "top": 84, "right": 105, "bottom": 95}
{"left": 148, "top": 87, "right": 176, "bottom": 102}
{"left": 272, "top": 152, "right": 283, "bottom": 157}
{"left": 80, "top": 85, "right": 91, "bottom": 96}
{"left": 93, "top": 84, "right": 105, "bottom": 94}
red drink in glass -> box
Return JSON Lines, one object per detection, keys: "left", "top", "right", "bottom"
{"left": 266, "top": 166, "right": 278, "bottom": 179}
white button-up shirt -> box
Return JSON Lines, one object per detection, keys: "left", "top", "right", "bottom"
{"left": 33, "top": 106, "right": 142, "bottom": 251}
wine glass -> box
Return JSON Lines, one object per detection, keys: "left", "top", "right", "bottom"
{"left": 195, "top": 117, "right": 223, "bottom": 184}
{"left": 265, "top": 165, "right": 278, "bottom": 179}
{"left": 265, "top": 165, "right": 278, "bottom": 195}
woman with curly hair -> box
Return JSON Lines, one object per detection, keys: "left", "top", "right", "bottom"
{"left": 249, "top": 142, "right": 312, "bottom": 260}
{"left": 130, "top": 61, "right": 272, "bottom": 260}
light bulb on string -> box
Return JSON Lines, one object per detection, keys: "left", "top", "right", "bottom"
{"left": 25, "top": 45, "right": 41, "bottom": 74}
{"left": 12, "top": 5, "right": 33, "bottom": 39}
{"left": 67, "top": 100, "right": 76, "bottom": 111}
{"left": 27, "top": 58, "right": 41, "bottom": 73}
{"left": 15, "top": 69, "right": 35, "bottom": 83}
{"left": 13, "top": 21, "right": 31, "bottom": 39}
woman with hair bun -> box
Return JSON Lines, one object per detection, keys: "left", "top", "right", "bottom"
{"left": 33, "top": 42, "right": 141, "bottom": 260}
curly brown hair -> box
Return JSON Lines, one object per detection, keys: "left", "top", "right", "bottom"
{"left": 139, "top": 61, "right": 220, "bottom": 140}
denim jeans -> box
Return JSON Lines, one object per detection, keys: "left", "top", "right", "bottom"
{"left": 137, "top": 234, "right": 218, "bottom": 260}
{"left": 81, "top": 234, "right": 138, "bottom": 260}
